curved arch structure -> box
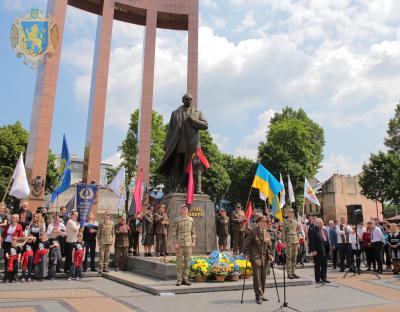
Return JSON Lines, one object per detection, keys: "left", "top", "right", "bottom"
{"left": 25, "top": 0, "right": 199, "bottom": 213}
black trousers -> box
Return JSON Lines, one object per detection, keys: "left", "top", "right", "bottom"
{"left": 364, "top": 247, "right": 376, "bottom": 269}
{"left": 384, "top": 244, "right": 392, "bottom": 266}
{"left": 83, "top": 240, "right": 96, "bottom": 271}
{"left": 2, "top": 241, "right": 12, "bottom": 272}
{"left": 313, "top": 253, "right": 327, "bottom": 282}
{"left": 339, "top": 243, "right": 352, "bottom": 271}
{"left": 372, "top": 241, "right": 384, "bottom": 271}
{"left": 64, "top": 242, "right": 75, "bottom": 272}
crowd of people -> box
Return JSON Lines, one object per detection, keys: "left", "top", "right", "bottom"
{"left": 0, "top": 200, "right": 172, "bottom": 283}
{"left": 1, "top": 199, "right": 399, "bottom": 288}
{"left": 215, "top": 203, "right": 400, "bottom": 285}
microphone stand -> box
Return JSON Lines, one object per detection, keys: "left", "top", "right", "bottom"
{"left": 273, "top": 248, "right": 301, "bottom": 312}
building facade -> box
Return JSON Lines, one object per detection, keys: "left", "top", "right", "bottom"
{"left": 305, "top": 174, "right": 383, "bottom": 223}
{"left": 56, "top": 155, "right": 113, "bottom": 186}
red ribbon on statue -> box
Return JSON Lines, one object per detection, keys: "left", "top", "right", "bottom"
{"left": 185, "top": 148, "right": 210, "bottom": 205}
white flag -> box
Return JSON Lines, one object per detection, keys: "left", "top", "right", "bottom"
{"left": 108, "top": 166, "right": 126, "bottom": 211}
{"left": 9, "top": 153, "right": 30, "bottom": 199}
{"left": 287, "top": 174, "right": 295, "bottom": 204}
{"left": 279, "top": 173, "right": 286, "bottom": 208}
{"left": 304, "top": 177, "right": 320, "bottom": 206}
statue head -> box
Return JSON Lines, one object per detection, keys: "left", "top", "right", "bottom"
{"left": 182, "top": 93, "right": 192, "bottom": 108}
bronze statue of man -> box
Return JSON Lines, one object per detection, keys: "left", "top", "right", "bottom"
{"left": 158, "top": 93, "right": 208, "bottom": 193}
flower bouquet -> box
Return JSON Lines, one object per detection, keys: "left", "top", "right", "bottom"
{"left": 234, "top": 259, "right": 253, "bottom": 278}
{"left": 210, "top": 262, "right": 232, "bottom": 282}
{"left": 228, "top": 263, "right": 242, "bottom": 281}
{"left": 190, "top": 259, "right": 210, "bottom": 282}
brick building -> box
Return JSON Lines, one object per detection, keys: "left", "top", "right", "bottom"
{"left": 305, "top": 174, "right": 383, "bottom": 224}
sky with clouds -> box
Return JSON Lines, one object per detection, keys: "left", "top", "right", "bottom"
{"left": 0, "top": 0, "right": 399, "bottom": 181}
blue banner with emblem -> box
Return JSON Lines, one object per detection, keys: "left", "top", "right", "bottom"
{"left": 76, "top": 183, "right": 98, "bottom": 227}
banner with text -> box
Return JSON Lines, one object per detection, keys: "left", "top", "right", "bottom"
{"left": 76, "top": 183, "right": 98, "bottom": 227}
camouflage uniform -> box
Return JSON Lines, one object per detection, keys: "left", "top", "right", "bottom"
{"left": 282, "top": 218, "right": 299, "bottom": 278}
{"left": 173, "top": 215, "right": 196, "bottom": 283}
{"left": 97, "top": 220, "right": 114, "bottom": 271}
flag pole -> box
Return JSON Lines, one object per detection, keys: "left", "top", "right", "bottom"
{"left": 302, "top": 196, "right": 305, "bottom": 217}
{"left": 1, "top": 176, "right": 13, "bottom": 202}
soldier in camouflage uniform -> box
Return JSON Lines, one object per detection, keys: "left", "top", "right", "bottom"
{"left": 173, "top": 205, "right": 196, "bottom": 286}
{"left": 97, "top": 211, "right": 115, "bottom": 273}
{"left": 282, "top": 208, "right": 300, "bottom": 279}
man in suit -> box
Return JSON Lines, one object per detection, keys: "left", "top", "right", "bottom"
{"left": 309, "top": 218, "right": 330, "bottom": 285}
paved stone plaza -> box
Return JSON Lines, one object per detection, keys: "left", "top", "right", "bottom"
{"left": 0, "top": 268, "right": 399, "bottom": 312}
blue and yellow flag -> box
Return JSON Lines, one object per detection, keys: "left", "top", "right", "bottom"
{"left": 252, "top": 164, "right": 284, "bottom": 221}
{"left": 51, "top": 135, "right": 71, "bottom": 203}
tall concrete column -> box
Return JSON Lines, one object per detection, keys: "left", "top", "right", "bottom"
{"left": 83, "top": 0, "right": 115, "bottom": 188}
{"left": 137, "top": 10, "right": 157, "bottom": 187}
{"left": 25, "top": 0, "right": 68, "bottom": 209}
{"left": 187, "top": 9, "right": 199, "bottom": 109}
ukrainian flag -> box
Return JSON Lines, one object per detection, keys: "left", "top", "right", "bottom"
{"left": 252, "top": 164, "right": 284, "bottom": 221}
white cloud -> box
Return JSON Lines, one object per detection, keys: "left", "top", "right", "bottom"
{"left": 202, "top": 0, "right": 218, "bottom": 9}
{"left": 103, "top": 152, "right": 121, "bottom": 167}
{"left": 59, "top": 0, "right": 400, "bottom": 177}
{"left": 212, "top": 133, "right": 229, "bottom": 150}
{"left": 317, "top": 153, "right": 366, "bottom": 181}
{"left": 237, "top": 11, "right": 257, "bottom": 32}
{"left": 234, "top": 109, "right": 275, "bottom": 159}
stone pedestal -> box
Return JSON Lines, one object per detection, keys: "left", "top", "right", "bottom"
{"left": 161, "top": 193, "right": 217, "bottom": 254}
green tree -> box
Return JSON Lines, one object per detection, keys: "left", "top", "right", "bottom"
{"left": 223, "top": 155, "right": 257, "bottom": 206}
{"left": 258, "top": 107, "right": 325, "bottom": 209}
{"left": 385, "top": 102, "right": 400, "bottom": 153}
{"left": 199, "top": 130, "right": 230, "bottom": 202}
{"left": 0, "top": 122, "right": 58, "bottom": 203}
{"left": 118, "top": 109, "right": 167, "bottom": 187}
{"left": 359, "top": 151, "right": 399, "bottom": 213}
{"left": 360, "top": 103, "right": 400, "bottom": 210}
{"left": 45, "top": 151, "right": 59, "bottom": 193}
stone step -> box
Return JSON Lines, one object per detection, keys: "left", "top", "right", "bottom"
{"left": 102, "top": 269, "right": 312, "bottom": 295}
